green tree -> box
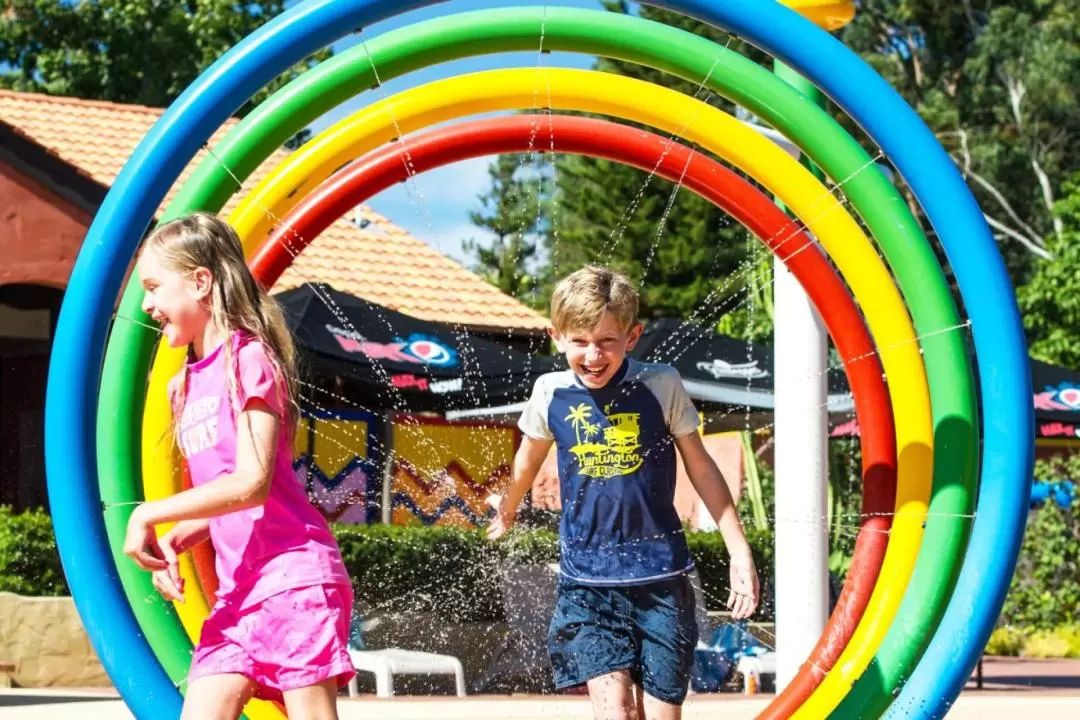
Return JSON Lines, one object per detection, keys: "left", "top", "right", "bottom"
{"left": 538, "top": 1, "right": 762, "bottom": 327}
{"left": 464, "top": 154, "right": 549, "bottom": 305}
{"left": 0, "top": 0, "right": 329, "bottom": 140}
{"left": 840, "top": 0, "right": 1080, "bottom": 285}
{"left": 1018, "top": 175, "right": 1080, "bottom": 367}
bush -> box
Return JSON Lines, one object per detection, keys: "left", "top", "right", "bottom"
{"left": 985, "top": 626, "right": 1025, "bottom": 656}
{"left": 335, "top": 523, "right": 776, "bottom": 623}
{"left": 0, "top": 506, "right": 68, "bottom": 596}
{"left": 999, "top": 456, "right": 1080, "bottom": 629}
{"left": 333, "top": 523, "right": 506, "bottom": 623}
{"left": 985, "top": 624, "right": 1080, "bottom": 659}
{"left": 0, "top": 507, "right": 776, "bottom": 623}
{"left": 1023, "top": 628, "right": 1073, "bottom": 659}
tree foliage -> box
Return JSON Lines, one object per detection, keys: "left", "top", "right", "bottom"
{"left": 0, "top": 0, "right": 329, "bottom": 137}
{"left": 840, "top": 0, "right": 1080, "bottom": 284}
{"left": 463, "top": 154, "right": 548, "bottom": 307}
{"left": 1018, "top": 175, "right": 1080, "bottom": 367}
{"left": 542, "top": 1, "right": 759, "bottom": 323}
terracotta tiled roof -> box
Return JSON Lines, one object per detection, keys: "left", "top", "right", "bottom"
{"left": 0, "top": 89, "right": 547, "bottom": 332}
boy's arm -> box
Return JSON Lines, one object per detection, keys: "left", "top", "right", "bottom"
{"left": 488, "top": 435, "right": 554, "bottom": 540}
{"left": 675, "top": 430, "right": 760, "bottom": 619}
{"left": 674, "top": 431, "right": 750, "bottom": 553}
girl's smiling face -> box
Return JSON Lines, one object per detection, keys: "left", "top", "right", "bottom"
{"left": 551, "top": 310, "right": 643, "bottom": 389}
{"left": 138, "top": 247, "right": 212, "bottom": 348}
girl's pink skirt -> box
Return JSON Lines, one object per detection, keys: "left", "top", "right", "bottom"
{"left": 188, "top": 582, "right": 356, "bottom": 702}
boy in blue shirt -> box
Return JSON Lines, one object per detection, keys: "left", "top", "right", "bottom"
{"left": 489, "top": 266, "right": 759, "bottom": 719}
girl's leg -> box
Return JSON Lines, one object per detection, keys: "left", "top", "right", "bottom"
{"left": 181, "top": 673, "right": 257, "bottom": 720}
{"left": 282, "top": 678, "right": 340, "bottom": 720}
{"left": 587, "top": 670, "right": 640, "bottom": 720}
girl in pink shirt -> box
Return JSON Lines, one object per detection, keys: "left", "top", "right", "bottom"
{"left": 124, "top": 212, "right": 354, "bottom": 719}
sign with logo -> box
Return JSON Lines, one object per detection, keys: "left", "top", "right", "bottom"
{"left": 1040, "top": 422, "right": 1079, "bottom": 439}
{"left": 1034, "top": 382, "right": 1080, "bottom": 412}
{"left": 326, "top": 324, "right": 458, "bottom": 368}
{"left": 389, "top": 374, "right": 465, "bottom": 395}
{"left": 696, "top": 358, "right": 770, "bottom": 381}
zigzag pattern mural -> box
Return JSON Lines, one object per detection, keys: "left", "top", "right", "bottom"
{"left": 389, "top": 414, "right": 519, "bottom": 527}
{"left": 294, "top": 411, "right": 381, "bottom": 524}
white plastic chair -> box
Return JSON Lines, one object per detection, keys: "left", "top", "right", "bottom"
{"left": 346, "top": 647, "right": 466, "bottom": 698}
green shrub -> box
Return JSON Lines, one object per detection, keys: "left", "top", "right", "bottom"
{"left": 986, "top": 624, "right": 1080, "bottom": 658}
{"left": 985, "top": 626, "right": 1025, "bottom": 656}
{"left": 333, "top": 523, "right": 506, "bottom": 622}
{"left": 1000, "top": 457, "right": 1079, "bottom": 629}
{"left": 1023, "top": 628, "right": 1073, "bottom": 658}
{"left": 0, "top": 505, "right": 776, "bottom": 623}
{"left": 688, "top": 524, "right": 775, "bottom": 619}
{"left": 1064, "top": 624, "right": 1080, "bottom": 658}
{"left": 0, "top": 506, "right": 68, "bottom": 596}
{"left": 334, "top": 523, "right": 776, "bottom": 622}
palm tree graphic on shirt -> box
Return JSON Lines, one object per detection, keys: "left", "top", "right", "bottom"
{"left": 565, "top": 402, "right": 643, "bottom": 478}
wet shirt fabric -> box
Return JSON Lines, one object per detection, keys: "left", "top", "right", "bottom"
{"left": 172, "top": 330, "right": 350, "bottom": 609}
{"left": 519, "top": 359, "right": 701, "bottom": 585}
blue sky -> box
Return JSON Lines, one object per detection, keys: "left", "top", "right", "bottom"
{"left": 292, "top": 0, "right": 615, "bottom": 265}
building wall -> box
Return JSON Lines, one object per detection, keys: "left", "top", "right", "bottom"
{"left": 1, "top": 160, "right": 89, "bottom": 511}
{"left": 0, "top": 160, "right": 89, "bottom": 289}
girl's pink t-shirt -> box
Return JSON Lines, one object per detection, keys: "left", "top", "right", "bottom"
{"left": 172, "top": 330, "right": 350, "bottom": 608}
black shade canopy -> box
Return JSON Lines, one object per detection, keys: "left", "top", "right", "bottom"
{"left": 275, "top": 284, "right": 558, "bottom": 412}
{"left": 1031, "top": 358, "right": 1080, "bottom": 441}
{"left": 630, "top": 318, "right": 853, "bottom": 413}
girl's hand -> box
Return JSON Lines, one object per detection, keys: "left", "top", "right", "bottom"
{"left": 124, "top": 505, "right": 169, "bottom": 571}
{"left": 150, "top": 527, "right": 186, "bottom": 603}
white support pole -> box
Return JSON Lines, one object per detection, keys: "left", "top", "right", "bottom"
{"left": 772, "top": 249, "right": 830, "bottom": 691}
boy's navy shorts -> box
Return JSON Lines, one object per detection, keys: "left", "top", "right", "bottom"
{"left": 547, "top": 573, "right": 698, "bottom": 705}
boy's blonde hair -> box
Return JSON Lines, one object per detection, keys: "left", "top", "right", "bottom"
{"left": 140, "top": 212, "right": 299, "bottom": 442}
{"left": 551, "top": 266, "right": 639, "bottom": 334}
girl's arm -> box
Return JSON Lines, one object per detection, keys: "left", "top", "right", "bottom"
{"left": 142, "top": 399, "right": 278, "bottom": 524}
{"left": 165, "top": 518, "right": 212, "bottom": 552}
{"left": 125, "top": 399, "right": 278, "bottom": 568}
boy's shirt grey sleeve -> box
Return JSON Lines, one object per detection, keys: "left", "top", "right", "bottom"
{"left": 645, "top": 365, "right": 701, "bottom": 437}
{"left": 518, "top": 375, "right": 555, "bottom": 440}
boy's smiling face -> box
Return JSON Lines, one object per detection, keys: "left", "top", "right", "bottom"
{"left": 551, "top": 310, "right": 643, "bottom": 389}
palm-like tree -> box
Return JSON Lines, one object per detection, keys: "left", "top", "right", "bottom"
{"left": 564, "top": 403, "right": 593, "bottom": 445}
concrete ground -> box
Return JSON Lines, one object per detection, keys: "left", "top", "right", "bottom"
{"left": 2, "top": 657, "right": 1078, "bottom": 719}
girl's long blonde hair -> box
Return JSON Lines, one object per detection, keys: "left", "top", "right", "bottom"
{"left": 142, "top": 212, "right": 299, "bottom": 443}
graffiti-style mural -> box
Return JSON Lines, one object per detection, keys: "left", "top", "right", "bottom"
{"left": 294, "top": 409, "right": 382, "bottom": 524}
{"left": 389, "top": 414, "right": 520, "bottom": 527}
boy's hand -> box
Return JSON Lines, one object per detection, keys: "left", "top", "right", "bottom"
{"left": 727, "top": 549, "right": 760, "bottom": 620}
{"left": 486, "top": 501, "right": 517, "bottom": 541}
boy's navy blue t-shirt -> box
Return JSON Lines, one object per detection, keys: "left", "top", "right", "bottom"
{"left": 518, "top": 358, "right": 701, "bottom": 586}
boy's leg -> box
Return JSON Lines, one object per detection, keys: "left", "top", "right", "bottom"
{"left": 641, "top": 693, "right": 683, "bottom": 720}
{"left": 548, "top": 580, "right": 638, "bottom": 716}
{"left": 587, "top": 670, "right": 640, "bottom": 720}
{"left": 181, "top": 673, "right": 257, "bottom": 720}
{"left": 631, "top": 576, "right": 699, "bottom": 720}
{"left": 282, "top": 678, "right": 340, "bottom": 720}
